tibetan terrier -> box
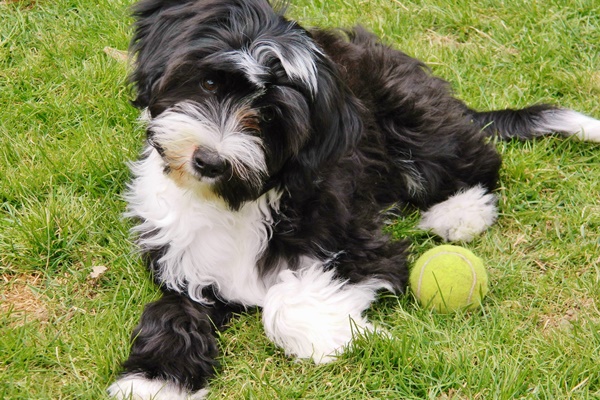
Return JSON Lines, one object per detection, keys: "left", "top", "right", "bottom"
{"left": 108, "top": 0, "right": 600, "bottom": 398}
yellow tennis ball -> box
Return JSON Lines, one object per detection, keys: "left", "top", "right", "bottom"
{"left": 409, "top": 245, "right": 488, "bottom": 313}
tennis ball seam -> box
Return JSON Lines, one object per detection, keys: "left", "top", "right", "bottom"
{"left": 415, "top": 251, "right": 478, "bottom": 304}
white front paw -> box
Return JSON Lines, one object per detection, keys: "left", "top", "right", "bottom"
{"left": 107, "top": 374, "right": 208, "bottom": 400}
{"left": 262, "top": 265, "right": 379, "bottom": 364}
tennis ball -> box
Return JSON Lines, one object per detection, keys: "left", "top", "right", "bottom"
{"left": 409, "top": 245, "right": 488, "bottom": 313}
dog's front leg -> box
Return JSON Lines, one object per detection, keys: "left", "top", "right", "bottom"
{"left": 108, "top": 290, "right": 240, "bottom": 400}
{"left": 261, "top": 263, "right": 382, "bottom": 364}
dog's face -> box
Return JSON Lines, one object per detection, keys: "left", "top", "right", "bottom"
{"left": 130, "top": 0, "right": 362, "bottom": 209}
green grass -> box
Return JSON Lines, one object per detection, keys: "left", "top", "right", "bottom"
{"left": 1, "top": 0, "right": 599, "bottom": 398}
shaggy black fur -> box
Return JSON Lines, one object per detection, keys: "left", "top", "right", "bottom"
{"left": 112, "top": 0, "right": 578, "bottom": 396}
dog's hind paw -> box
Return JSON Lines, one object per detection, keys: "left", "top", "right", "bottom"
{"left": 418, "top": 185, "right": 498, "bottom": 242}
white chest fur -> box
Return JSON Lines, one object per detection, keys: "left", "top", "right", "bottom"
{"left": 125, "top": 148, "right": 281, "bottom": 306}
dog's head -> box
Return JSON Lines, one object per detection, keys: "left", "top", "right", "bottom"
{"left": 130, "top": 0, "right": 362, "bottom": 209}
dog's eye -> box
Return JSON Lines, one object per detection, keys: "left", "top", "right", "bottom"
{"left": 261, "top": 106, "right": 276, "bottom": 123}
{"left": 201, "top": 77, "right": 218, "bottom": 93}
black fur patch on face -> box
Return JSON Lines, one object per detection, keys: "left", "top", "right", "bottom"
{"left": 130, "top": 0, "right": 363, "bottom": 209}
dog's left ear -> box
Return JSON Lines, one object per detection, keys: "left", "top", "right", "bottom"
{"left": 289, "top": 55, "right": 363, "bottom": 185}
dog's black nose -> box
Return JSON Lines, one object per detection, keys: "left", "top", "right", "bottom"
{"left": 192, "top": 147, "right": 229, "bottom": 178}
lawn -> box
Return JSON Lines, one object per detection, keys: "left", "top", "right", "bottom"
{"left": 1, "top": 0, "right": 599, "bottom": 398}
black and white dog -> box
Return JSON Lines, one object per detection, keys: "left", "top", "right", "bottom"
{"left": 108, "top": 0, "right": 600, "bottom": 398}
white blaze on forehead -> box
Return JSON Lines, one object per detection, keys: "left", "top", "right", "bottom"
{"left": 251, "top": 37, "right": 321, "bottom": 94}
{"left": 221, "top": 51, "right": 270, "bottom": 87}
{"left": 224, "top": 30, "right": 321, "bottom": 94}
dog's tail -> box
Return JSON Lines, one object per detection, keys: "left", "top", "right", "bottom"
{"left": 469, "top": 104, "right": 600, "bottom": 142}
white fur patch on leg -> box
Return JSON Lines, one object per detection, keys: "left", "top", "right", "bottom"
{"left": 262, "top": 264, "right": 380, "bottom": 364}
{"left": 418, "top": 185, "right": 497, "bottom": 242}
{"left": 107, "top": 374, "right": 208, "bottom": 400}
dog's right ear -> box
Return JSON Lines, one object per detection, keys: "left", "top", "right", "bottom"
{"left": 129, "top": 0, "right": 196, "bottom": 108}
